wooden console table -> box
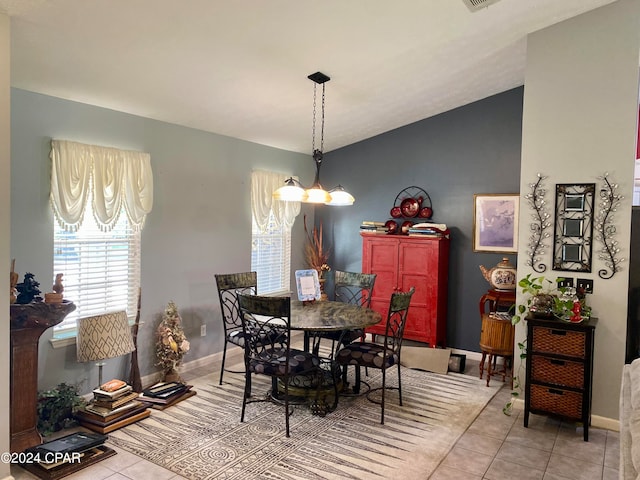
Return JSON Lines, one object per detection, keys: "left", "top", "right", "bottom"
{"left": 10, "top": 301, "right": 76, "bottom": 453}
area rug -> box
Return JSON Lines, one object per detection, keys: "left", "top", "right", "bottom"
{"left": 108, "top": 367, "right": 500, "bottom": 479}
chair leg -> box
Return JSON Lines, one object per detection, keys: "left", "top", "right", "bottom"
{"left": 354, "top": 365, "right": 361, "bottom": 394}
{"left": 284, "top": 376, "right": 290, "bottom": 438}
{"left": 241, "top": 370, "right": 250, "bottom": 423}
{"left": 397, "top": 361, "right": 403, "bottom": 406}
{"left": 219, "top": 340, "right": 228, "bottom": 385}
{"left": 381, "top": 368, "right": 386, "bottom": 425}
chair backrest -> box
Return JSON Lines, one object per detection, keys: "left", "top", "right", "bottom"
{"left": 382, "top": 287, "right": 415, "bottom": 357}
{"left": 333, "top": 271, "right": 377, "bottom": 308}
{"left": 237, "top": 294, "right": 291, "bottom": 366}
{"left": 215, "top": 272, "right": 257, "bottom": 334}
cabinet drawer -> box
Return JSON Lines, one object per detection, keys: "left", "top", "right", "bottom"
{"left": 530, "top": 384, "right": 582, "bottom": 419}
{"left": 531, "top": 356, "right": 584, "bottom": 388}
{"left": 532, "top": 326, "right": 586, "bottom": 358}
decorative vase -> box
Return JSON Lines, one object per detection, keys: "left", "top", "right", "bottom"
{"left": 529, "top": 293, "right": 555, "bottom": 318}
{"left": 163, "top": 367, "right": 181, "bottom": 383}
{"left": 479, "top": 257, "right": 517, "bottom": 291}
{"left": 318, "top": 278, "right": 328, "bottom": 301}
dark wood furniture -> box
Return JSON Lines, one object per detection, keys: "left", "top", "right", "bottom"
{"left": 524, "top": 316, "right": 597, "bottom": 441}
{"left": 10, "top": 301, "right": 76, "bottom": 453}
{"left": 479, "top": 290, "right": 516, "bottom": 386}
{"left": 361, "top": 233, "right": 449, "bottom": 346}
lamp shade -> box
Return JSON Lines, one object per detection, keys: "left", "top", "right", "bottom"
{"left": 77, "top": 310, "right": 135, "bottom": 363}
{"left": 326, "top": 185, "right": 355, "bottom": 206}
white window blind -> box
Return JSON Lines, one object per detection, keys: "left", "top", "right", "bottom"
{"left": 251, "top": 213, "right": 291, "bottom": 295}
{"left": 53, "top": 202, "right": 141, "bottom": 337}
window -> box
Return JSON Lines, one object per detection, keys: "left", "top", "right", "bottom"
{"left": 250, "top": 170, "right": 300, "bottom": 295}
{"left": 251, "top": 212, "right": 291, "bottom": 295}
{"left": 53, "top": 202, "right": 140, "bottom": 337}
{"left": 49, "top": 139, "right": 153, "bottom": 338}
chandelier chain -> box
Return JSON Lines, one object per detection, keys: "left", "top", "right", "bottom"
{"left": 311, "top": 83, "right": 326, "bottom": 154}
{"left": 312, "top": 83, "right": 317, "bottom": 154}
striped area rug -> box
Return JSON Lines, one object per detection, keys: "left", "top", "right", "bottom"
{"left": 108, "top": 366, "right": 500, "bottom": 479}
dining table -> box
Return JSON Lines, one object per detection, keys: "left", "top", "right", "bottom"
{"left": 291, "top": 299, "right": 382, "bottom": 350}
{"left": 276, "top": 299, "right": 382, "bottom": 415}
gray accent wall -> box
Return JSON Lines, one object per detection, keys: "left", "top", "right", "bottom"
{"left": 10, "top": 88, "right": 315, "bottom": 395}
{"left": 316, "top": 87, "right": 523, "bottom": 352}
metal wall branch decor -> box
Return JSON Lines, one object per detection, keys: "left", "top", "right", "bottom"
{"left": 553, "top": 183, "right": 595, "bottom": 272}
{"left": 525, "top": 173, "right": 551, "bottom": 273}
{"left": 594, "top": 173, "right": 624, "bottom": 279}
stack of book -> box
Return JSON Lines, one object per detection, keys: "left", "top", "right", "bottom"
{"left": 21, "top": 431, "right": 116, "bottom": 479}
{"left": 360, "top": 221, "right": 388, "bottom": 234}
{"left": 75, "top": 379, "right": 150, "bottom": 434}
{"left": 138, "top": 381, "right": 196, "bottom": 410}
{"left": 407, "top": 222, "right": 449, "bottom": 237}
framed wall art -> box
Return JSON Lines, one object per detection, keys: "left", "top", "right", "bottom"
{"left": 473, "top": 194, "right": 519, "bottom": 253}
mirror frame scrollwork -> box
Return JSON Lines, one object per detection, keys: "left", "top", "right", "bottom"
{"left": 552, "top": 183, "right": 595, "bottom": 272}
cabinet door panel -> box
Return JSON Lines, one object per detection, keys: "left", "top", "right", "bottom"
{"left": 362, "top": 234, "right": 448, "bottom": 345}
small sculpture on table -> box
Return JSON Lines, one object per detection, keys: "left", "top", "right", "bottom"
{"left": 10, "top": 259, "right": 18, "bottom": 304}
{"left": 16, "top": 272, "right": 42, "bottom": 304}
{"left": 45, "top": 273, "right": 65, "bottom": 304}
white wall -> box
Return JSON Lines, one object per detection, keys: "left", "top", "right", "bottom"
{"left": 1, "top": 11, "right": 12, "bottom": 480}
{"left": 518, "top": 0, "right": 640, "bottom": 420}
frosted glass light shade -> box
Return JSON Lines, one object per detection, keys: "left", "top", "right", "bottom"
{"left": 273, "top": 178, "right": 307, "bottom": 202}
{"left": 304, "top": 187, "right": 331, "bottom": 204}
{"left": 326, "top": 186, "right": 355, "bottom": 206}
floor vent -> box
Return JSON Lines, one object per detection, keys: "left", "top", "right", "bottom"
{"left": 462, "top": 0, "right": 502, "bottom": 12}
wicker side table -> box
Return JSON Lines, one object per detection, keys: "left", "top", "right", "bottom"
{"left": 478, "top": 290, "right": 515, "bottom": 387}
{"left": 479, "top": 313, "right": 515, "bottom": 386}
{"left": 524, "top": 316, "right": 597, "bottom": 441}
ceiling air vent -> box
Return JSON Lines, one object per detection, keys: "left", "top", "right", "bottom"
{"left": 462, "top": 0, "right": 502, "bottom": 12}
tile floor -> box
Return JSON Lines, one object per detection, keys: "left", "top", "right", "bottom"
{"left": 11, "top": 358, "right": 619, "bottom": 480}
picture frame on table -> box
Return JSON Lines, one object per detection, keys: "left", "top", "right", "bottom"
{"left": 473, "top": 194, "right": 519, "bottom": 253}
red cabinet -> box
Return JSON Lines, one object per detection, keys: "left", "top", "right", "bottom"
{"left": 361, "top": 233, "right": 449, "bottom": 346}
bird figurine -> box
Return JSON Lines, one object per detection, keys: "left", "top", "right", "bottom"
{"left": 53, "top": 273, "right": 64, "bottom": 294}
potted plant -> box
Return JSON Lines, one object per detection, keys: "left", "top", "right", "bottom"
{"left": 511, "top": 273, "right": 562, "bottom": 325}
{"left": 156, "top": 301, "right": 190, "bottom": 382}
{"left": 36, "top": 382, "right": 86, "bottom": 436}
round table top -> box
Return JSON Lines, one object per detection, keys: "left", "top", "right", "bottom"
{"left": 290, "top": 300, "right": 382, "bottom": 332}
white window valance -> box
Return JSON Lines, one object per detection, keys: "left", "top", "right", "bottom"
{"left": 251, "top": 170, "right": 300, "bottom": 231}
{"left": 50, "top": 139, "right": 154, "bottom": 232}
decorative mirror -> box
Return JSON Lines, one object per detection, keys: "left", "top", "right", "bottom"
{"left": 553, "top": 183, "right": 595, "bottom": 272}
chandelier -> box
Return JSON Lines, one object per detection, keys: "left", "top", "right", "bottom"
{"left": 273, "top": 72, "right": 355, "bottom": 206}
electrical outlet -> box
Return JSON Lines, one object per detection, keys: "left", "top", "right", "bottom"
{"left": 557, "top": 277, "right": 574, "bottom": 288}
{"left": 200, "top": 324, "right": 206, "bottom": 336}
{"left": 576, "top": 278, "right": 594, "bottom": 294}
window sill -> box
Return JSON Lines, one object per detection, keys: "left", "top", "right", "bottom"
{"left": 49, "top": 335, "right": 76, "bottom": 349}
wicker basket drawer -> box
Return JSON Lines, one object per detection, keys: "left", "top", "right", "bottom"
{"left": 530, "top": 384, "right": 582, "bottom": 418}
{"left": 531, "top": 356, "right": 584, "bottom": 388}
{"left": 532, "top": 326, "right": 586, "bottom": 357}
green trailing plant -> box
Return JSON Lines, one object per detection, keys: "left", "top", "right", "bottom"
{"left": 36, "top": 382, "right": 86, "bottom": 436}
{"left": 504, "top": 274, "right": 563, "bottom": 416}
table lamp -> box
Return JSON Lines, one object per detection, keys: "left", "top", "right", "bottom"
{"left": 76, "top": 310, "right": 135, "bottom": 388}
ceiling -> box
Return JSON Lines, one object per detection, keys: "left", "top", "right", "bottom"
{"left": 0, "top": 0, "right": 617, "bottom": 154}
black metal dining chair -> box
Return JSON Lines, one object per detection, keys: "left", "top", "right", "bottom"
{"left": 335, "top": 287, "right": 415, "bottom": 424}
{"left": 214, "top": 272, "right": 257, "bottom": 385}
{"left": 237, "top": 294, "right": 332, "bottom": 437}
